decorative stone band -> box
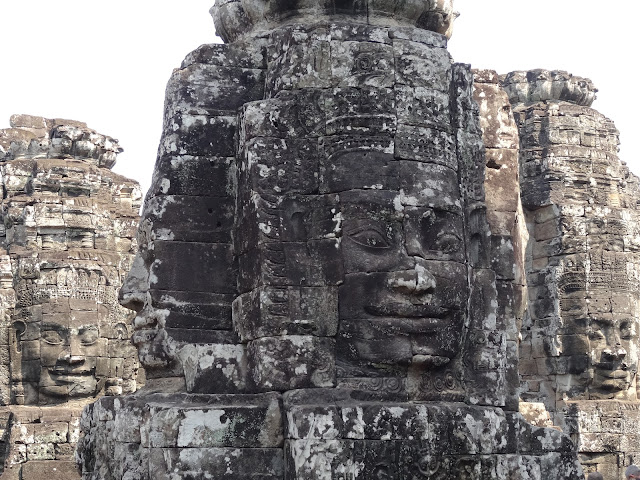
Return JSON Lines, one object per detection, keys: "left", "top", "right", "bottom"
{"left": 210, "top": 0, "right": 456, "bottom": 43}
{"left": 501, "top": 69, "right": 597, "bottom": 107}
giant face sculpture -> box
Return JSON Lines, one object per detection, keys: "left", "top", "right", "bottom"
{"left": 11, "top": 259, "right": 132, "bottom": 405}
{"left": 38, "top": 314, "right": 101, "bottom": 398}
{"left": 588, "top": 314, "right": 638, "bottom": 395}
{"left": 120, "top": 25, "right": 495, "bottom": 401}
{"left": 558, "top": 251, "right": 640, "bottom": 400}
{"left": 331, "top": 151, "right": 469, "bottom": 376}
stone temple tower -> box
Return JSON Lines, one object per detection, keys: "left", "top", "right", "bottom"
{"left": 504, "top": 70, "right": 640, "bottom": 478}
{"left": 0, "top": 115, "right": 142, "bottom": 479}
{"left": 77, "top": 1, "right": 584, "bottom": 479}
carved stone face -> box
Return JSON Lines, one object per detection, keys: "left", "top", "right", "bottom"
{"left": 588, "top": 314, "right": 639, "bottom": 397}
{"left": 334, "top": 151, "right": 468, "bottom": 375}
{"left": 119, "top": 220, "right": 174, "bottom": 371}
{"left": 559, "top": 257, "right": 640, "bottom": 399}
{"left": 11, "top": 260, "right": 130, "bottom": 404}
{"left": 38, "top": 316, "right": 101, "bottom": 398}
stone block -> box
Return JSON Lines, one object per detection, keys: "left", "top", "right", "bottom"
{"left": 150, "top": 290, "right": 234, "bottom": 332}
{"left": 177, "top": 343, "right": 248, "bottom": 394}
{"left": 149, "top": 447, "right": 284, "bottom": 480}
{"left": 20, "top": 460, "right": 81, "bottom": 480}
{"left": 330, "top": 40, "right": 395, "bottom": 88}
{"left": 238, "top": 239, "right": 343, "bottom": 293}
{"left": 149, "top": 155, "right": 234, "bottom": 198}
{"left": 394, "top": 124, "right": 457, "bottom": 170}
{"left": 392, "top": 39, "right": 451, "bottom": 91}
{"left": 266, "top": 29, "right": 331, "bottom": 93}
{"left": 142, "top": 194, "right": 234, "bottom": 244}
{"left": 232, "top": 286, "right": 338, "bottom": 340}
{"left": 248, "top": 336, "right": 335, "bottom": 391}
{"left": 26, "top": 442, "right": 55, "bottom": 460}
{"left": 396, "top": 85, "right": 450, "bottom": 130}
{"left": 159, "top": 114, "right": 236, "bottom": 158}
{"left": 165, "top": 63, "right": 265, "bottom": 117}
{"left": 181, "top": 42, "right": 267, "bottom": 70}
{"left": 240, "top": 137, "right": 320, "bottom": 195}
{"left": 151, "top": 241, "right": 236, "bottom": 295}
{"left": 325, "top": 87, "right": 396, "bottom": 135}
{"left": 32, "top": 422, "right": 68, "bottom": 444}
{"left": 147, "top": 392, "right": 282, "bottom": 448}
{"left": 241, "top": 92, "right": 325, "bottom": 139}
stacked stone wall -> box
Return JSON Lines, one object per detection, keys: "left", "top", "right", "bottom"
{"left": 506, "top": 70, "right": 640, "bottom": 478}
{"left": 0, "top": 115, "right": 142, "bottom": 479}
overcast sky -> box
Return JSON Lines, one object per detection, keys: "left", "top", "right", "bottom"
{"left": 1, "top": 1, "right": 638, "bottom": 197}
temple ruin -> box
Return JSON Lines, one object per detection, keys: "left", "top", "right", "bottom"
{"left": 0, "top": 0, "right": 634, "bottom": 479}
{"left": 0, "top": 115, "right": 142, "bottom": 479}
{"left": 75, "top": 0, "right": 606, "bottom": 478}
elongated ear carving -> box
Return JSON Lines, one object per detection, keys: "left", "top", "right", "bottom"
{"left": 114, "top": 322, "right": 128, "bottom": 340}
{"left": 12, "top": 321, "right": 27, "bottom": 352}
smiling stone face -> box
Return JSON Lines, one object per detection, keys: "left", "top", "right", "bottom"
{"left": 332, "top": 155, "right": 469, "bottom": 376}
{"left": 588, "top": 314, "right": 639, "bottom": 396}
{"left": 10, "top": 261, "right": 135, "bottom": 405}
{"left": 38, "top": 315, "right": 103, "bottom": 398}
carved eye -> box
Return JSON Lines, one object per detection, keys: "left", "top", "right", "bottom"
{"left": 42, "top": 330, "right": 63, "bottom": 345}
{"left": 348, "top": 227, "right": 390, "bottom": 249}
{"left": 79, "top": 328, "right": 99, "bottom": 346}
{"left": 589, "top": 326, "right": 605, "bottom": 340}
{"left": 434, "top": 233, "right": 462, "bottom": 254}
{"left": 620, "top": 321, "right": 633, "bottom": 340}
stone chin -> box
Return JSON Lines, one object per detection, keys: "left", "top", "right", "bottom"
{"left": 131, "top": 327, "right": 177, "bottom": 371}
{"left": 589, "top": 368, "right": 637, "bottom": 399}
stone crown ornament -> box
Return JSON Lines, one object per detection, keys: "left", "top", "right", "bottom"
{"left": 211, "top": 0, "right": 456, "bottom": 42}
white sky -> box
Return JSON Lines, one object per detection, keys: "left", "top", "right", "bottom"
{"left": 1, "top": 1, "right": 639, "bottom": 197}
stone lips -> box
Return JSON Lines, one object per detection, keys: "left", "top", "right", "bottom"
{"left": 211, "top": 0, "right": 456, "bottom": 43}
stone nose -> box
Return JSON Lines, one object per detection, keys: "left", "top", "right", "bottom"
{"left": 603, "top": 344, "right": 627, "bottom": 361}
{"left": 118, "top": 255, "right": 148, "bottom": 313}
{"left": 387, "top": 265, "right": 436, "bottom": 295}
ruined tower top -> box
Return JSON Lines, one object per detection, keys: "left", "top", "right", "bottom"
{"left": 0, "top": 114, "right": 123, "bottom": 169}
{"left": 501, "top": 69, "right": 598, "bottom": 107}
{"left": 210, "top": 0, "right": 456, "bottom": 43}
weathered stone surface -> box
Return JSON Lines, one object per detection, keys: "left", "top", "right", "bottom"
{"left": 0, "top": 116, "right": 141, "bottom": 479}
{"left": 78, "top": 4, "right": 589, "bottom": 480}
{"left": 509, "top": 68, "right": 640, "bottom": 477}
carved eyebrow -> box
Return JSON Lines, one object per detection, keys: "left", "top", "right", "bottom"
{"left": 591, "top": 317, "right": 614, "bottom": 327}
{"left": 78, "top": 325, "right": 99, "bottom": 333}
{"left": 41, "top": 323, "right": 69, "bottom": 331}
